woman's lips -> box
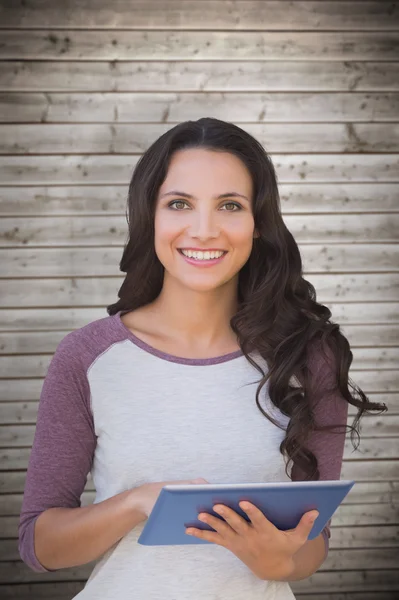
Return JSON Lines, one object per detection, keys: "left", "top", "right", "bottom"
{"left": 177, "top": 249, "right": 227, "bottom": 267}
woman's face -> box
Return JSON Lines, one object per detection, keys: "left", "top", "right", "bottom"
{"left": 154, "top": 147, "right": 257, "bottom": 294}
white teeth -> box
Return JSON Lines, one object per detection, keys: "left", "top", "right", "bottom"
{"left": 181, "top": 249, "right": 225, "bottom": 260}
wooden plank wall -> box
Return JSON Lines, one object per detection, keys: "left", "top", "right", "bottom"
{"left": 0, "top": 1, "right": 398, "bottom": 598}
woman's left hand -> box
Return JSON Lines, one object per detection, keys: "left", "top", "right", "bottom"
{"left": 185, "top": 502, "right": 319, "bottom": 581}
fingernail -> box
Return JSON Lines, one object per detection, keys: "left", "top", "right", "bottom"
{"left": 310, "top": 512, "right": 319, "bottom": 522}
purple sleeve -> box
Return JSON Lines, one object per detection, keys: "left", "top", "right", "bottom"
{"left": 291, "top": 339, "right": 349, "bottom": 560}
{"left": 18, "top": 332, "right": 97, "bottom": 572}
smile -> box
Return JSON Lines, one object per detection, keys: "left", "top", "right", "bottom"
{"left": 177, "top": 248, "right": 228, "bottom": 266}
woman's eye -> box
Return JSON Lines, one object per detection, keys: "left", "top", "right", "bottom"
{"left": 169, "top": 200, "right": 189, "bottom": 210}
{"left": 221, "top": 202, "right": 241, "bottom": 211}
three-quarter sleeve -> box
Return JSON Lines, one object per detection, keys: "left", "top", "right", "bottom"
{"left": 291, "top": 339, "right": 349, "bottom": 559}
{"left": 18, "top": 332, "right": 97, "bottom": 572}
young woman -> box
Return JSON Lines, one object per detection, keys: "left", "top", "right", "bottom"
{"left": 19, "top": 117, "right": 385, "bottom": 599}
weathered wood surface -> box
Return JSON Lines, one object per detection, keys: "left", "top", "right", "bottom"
{"left": 1, "top": 369, "right": 397, "bottom": 406}
{"left": 2, "top": 479, "right": 398, "bottom": 508}
{"left": 0, "top": 305, "right": 398, "bottom": 331}
{"left": 1, "top": 61, "right": 398, "bottom": 92}
{"left": 2, "top": 92, "right": 399, "bottom": 122}
{"left": 1, "top": 274, "right": 398, "bottom": 308}
{"left": 0, "top": 420, "right": 397, "bottom": 451}
{"left": 1, "top": 30, "right": 399, "bottom": 61}
{"left": 1, "top": 2, "right": 397, "bottom": 30}
{"left": 1, "top": 213, "right": 398, "bottom": 246}
{"left": 0, "top": 348, "right": 398, "bottom": 379}
{"left": 1, "top": 155, "right": 398, "bottom": 184}
{"left": 1, "top": 184, "right": 398, "bottom": 215}
{"left": 1, "top": 326, "right": 398, "bottom": 354}
{"left": 2, "top": 504, "right": 398, "bottom": 540}
{"left": 1, "top": 446, "right": 398, "bottom": 479}
{"left": 1, "top": 245, "right": 398, "bottom": 277}
{"left": 0, "top": 0, "right": 397, "bottom": 597}
{"left": 3, "top": 122, "right": 399, "bottom": 153}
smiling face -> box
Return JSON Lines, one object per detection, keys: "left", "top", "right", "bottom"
{"left": 154, "top": 147, "right": 257, "bottom": 294}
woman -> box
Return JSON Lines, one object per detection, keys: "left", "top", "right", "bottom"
{"left": 19, "top": 117, "right": 386, "bottom": 599}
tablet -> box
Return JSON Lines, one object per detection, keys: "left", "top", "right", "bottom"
{"left": 138, "top": 480, "right": 354, "bottom": 545}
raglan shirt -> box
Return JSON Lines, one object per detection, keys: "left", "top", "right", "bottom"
{"left": 19, "top": 311, "right": 349, "bottom": 600}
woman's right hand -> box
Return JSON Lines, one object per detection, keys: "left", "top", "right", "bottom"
{"left": 135, "top": 477, "right": 209, "bottom": 518}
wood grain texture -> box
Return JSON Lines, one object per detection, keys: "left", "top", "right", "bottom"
{"left": 0, "top": 213, "right": 397, "bottom": 247}
{"left": 1, "top": 184, "right": 398, "bottom": 215}
{"left": 1, "top": 61, "right": 398, "bottom": 92}
{"left": 1, "top": 30, "right": 399, "bottom": 61}
{"left": 1, "top": 2, "right": 397, "bottom": 30}
{"left": 1, "top": 155, "right": 397, "bottom": 184}
{"left": 2, "top": 92, "right": 399, "bottom": 122}
{"left": 1, "top": 274, "right": 398, "bottom": 307}
{"left": 0, "top": 347, "right": 398, "bottom": 379}
{"left": 2, "top": 123, "right": 399, "bottom": 153}
{"left": 0, "top": 245, "right": 398, "bottom": 277}
{"left": 0, "top": 0, "right": 398, "bottom": 595}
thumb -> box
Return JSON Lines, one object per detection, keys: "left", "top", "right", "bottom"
{"left": 295, "top": 510, "right": 319, "bottom": 544}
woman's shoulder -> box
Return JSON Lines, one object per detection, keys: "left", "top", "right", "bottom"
{"left": 51, "top": 312, "right": 126, "bottom": 373}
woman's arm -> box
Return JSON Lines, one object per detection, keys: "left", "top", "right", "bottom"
{"left": 281, "top": 532, "right": 327, "bottom": 582}
{"left": 34, "top": 487, "right": 146, "bottom": 570}
{"left": 19, "top": 331, "right": 147, "bottom": 571}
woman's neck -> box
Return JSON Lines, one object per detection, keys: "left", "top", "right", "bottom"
{"left": 145, "top": 276, "right": 239, "bottom": 349}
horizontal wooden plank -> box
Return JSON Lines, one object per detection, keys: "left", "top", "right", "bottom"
{"left": 1, "top": 61, "right": 398, "bottom": 93}
{"left": 2, "top": 123, "right": 399, "bottom": 154}
{"left": 1, "top": 467, "right": 398, "bottom": 500}
{"left": 1, "top": 425, "right": 397, "bottom": 458}
{"left": 1, "top": 305, "right": 398, "bottom": 334}
{"left": 0, "top": 395, "right": 395, "bottom": 426}
{"left": 1, "top": 31, "right": 398, "bottom": 61}
{"left": 2, "top": 326, "right": 398, "bottom": 356}
{"left": 1, "top": 92, "right": 399, "bottom": 123}
{"left": 0, "top": 395, "right": 399, "bottom": 436}
{"left": 1, "top": 346, "right": 398, "bottom": 379}
{"left": 1, "top": 1, "right": 397, "bottom": 31}
{"left": 1, "top": 274, "right": 398, "bottom": 308}
{"left": 1, "top": 213, "right": 398, "bottom": 247}
{"left": 294, "top": 569, "right": 399, "bottom": 593}
{"left": 341, "top": 460, "right": 399, "bottom": 481}
{"left": 1, "top": 394, "right": 396, "bottom": 428}
{"left": 0, "top": 392, "right": 395, "bottom": 423}
{"left": 1, "top": 371, "right": 396, "bottom": 409}
{"left": 1, "top": 245, "right": 398, "bottom": 278}
{"left": 1, "top": 438, "right": 398, "bottom": 477}
{"left": 0, "top": 582, "right": 85, "bottom": 600}
{"left": 1, "top": 184, "right": 398, "bottom": 216}
{"left": 2, "top": 477, "right": 399, "bottom": 508}
{"left": 0, "top": 561, "right": 92, "bottom": 584}
{"left": 1, "top": 155, "right": 398, "bottom": 185}
{"left": 3, "top": 523, "right": 399, "bottom": 560}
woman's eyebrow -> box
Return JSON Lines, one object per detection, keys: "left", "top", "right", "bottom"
{"left": 160, "top": 190, "right": 249, "bottom": 201}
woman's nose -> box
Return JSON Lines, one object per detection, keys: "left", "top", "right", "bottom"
{"left": 189, "top": 211, "right": 219, "bottom": 240}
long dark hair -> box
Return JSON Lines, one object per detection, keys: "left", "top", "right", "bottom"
{"left": 107, "top": 117, "right": 387, "bottom": 480}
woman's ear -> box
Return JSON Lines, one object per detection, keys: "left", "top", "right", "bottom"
{"left": 253, "top": 228, "right": 260, "bottom": 239}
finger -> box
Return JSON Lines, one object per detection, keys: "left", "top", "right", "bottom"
{"left": 197, "top": 511, "right": 234, "bottom": 536}
{"left": 212, "top": 504, "right": 250, "bottom": 535}
{"left": 239, "top": 502, "right": 277, "bottom": 534}
{"left": 185, "top": 527, "right": 225, "bottom": 546}
{"left": 293, "top": 510, "right": 319, "bottom": 544}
